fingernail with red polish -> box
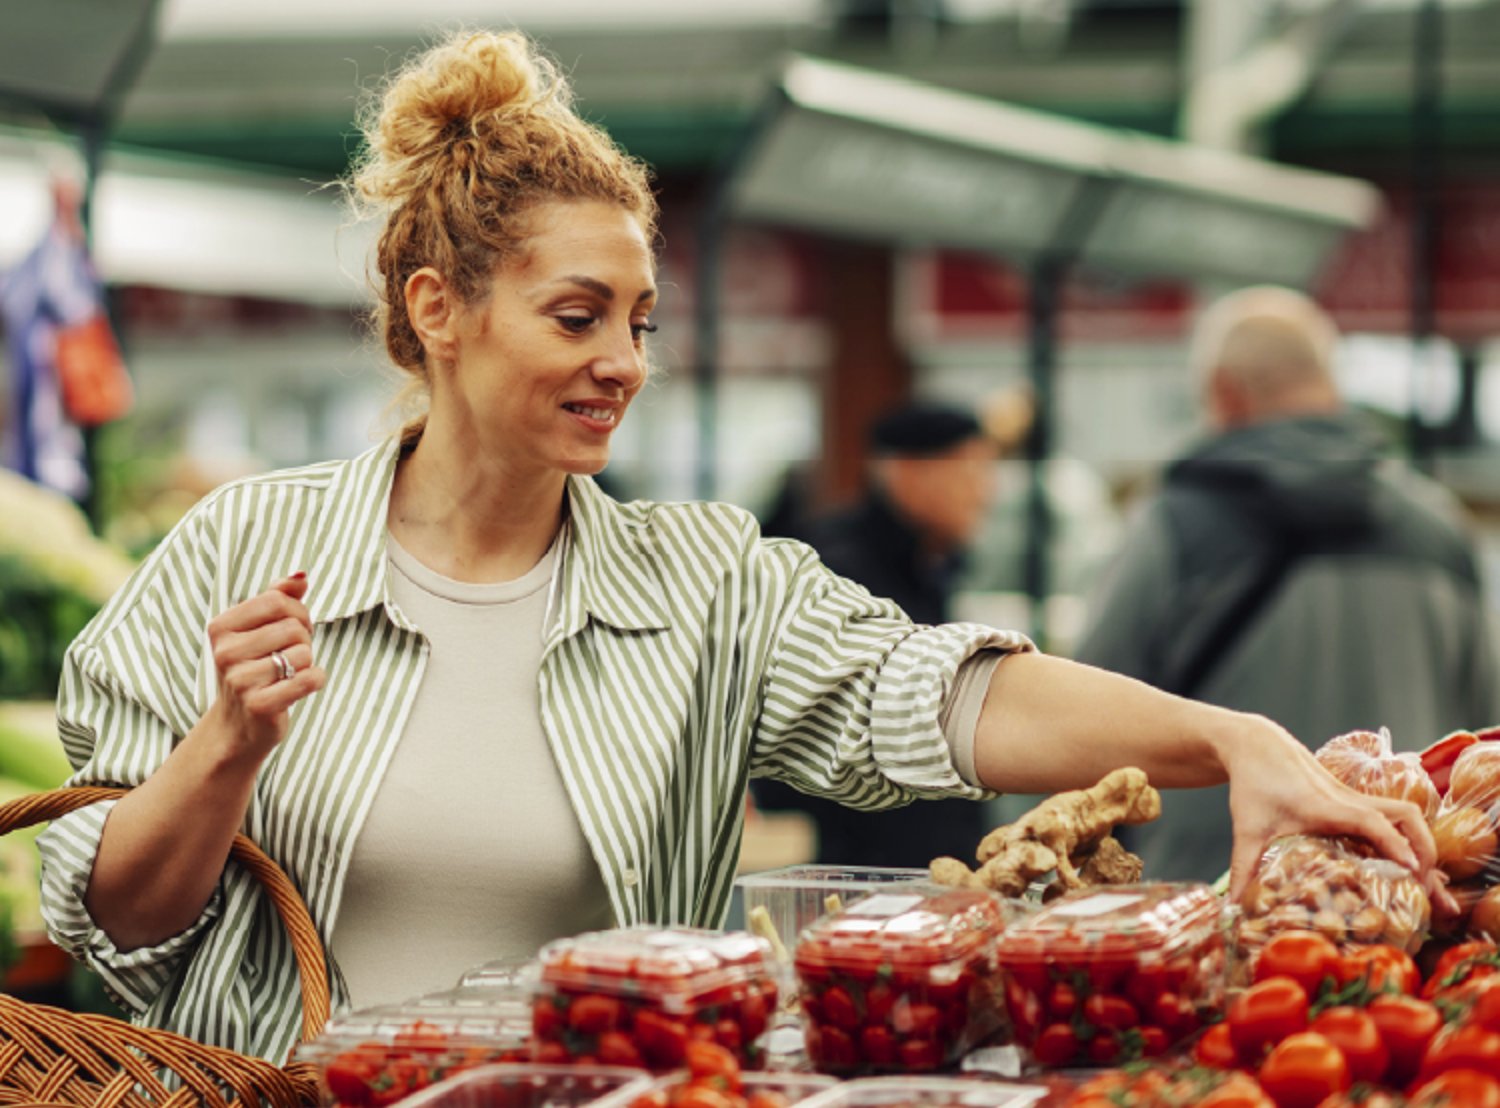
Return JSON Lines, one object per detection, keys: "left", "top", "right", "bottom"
{"left": 291, "top": 571, "right": 307, "bottom": 580}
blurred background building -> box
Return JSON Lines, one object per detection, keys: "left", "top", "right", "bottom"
{"left": 2, "top": 0, "right": 1499, "bottom": 634}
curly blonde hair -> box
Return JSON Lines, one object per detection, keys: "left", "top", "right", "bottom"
{"left": 348, "top": 30, "right": 658, "bottom": 442}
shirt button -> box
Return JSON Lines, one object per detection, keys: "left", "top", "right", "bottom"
{"left": 623, "top": 868, "right": 639, "bottom": 888}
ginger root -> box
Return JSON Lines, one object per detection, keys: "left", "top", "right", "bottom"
{"left": 929, "top": 767, "right": 1160, "bottom": 897}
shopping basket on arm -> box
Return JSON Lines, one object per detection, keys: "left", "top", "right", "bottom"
{"left": 0, "top": 786, "right": 330, "bottom": 1108}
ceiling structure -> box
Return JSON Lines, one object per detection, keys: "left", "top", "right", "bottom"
{"left": 2, "top": 0, "right": 1496, "bottom": 181}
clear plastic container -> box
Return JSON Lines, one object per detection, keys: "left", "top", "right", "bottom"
{"left": 295, "top": 997, "right": 533, "bottom": 1106}
{"left": 735, "top": 867, "right": 932, "bottom": 967}
{"left": 993, "top": 882, "right": 1227, "bottom": 1069}
{"left": 793, "top": 888, "right": 1014, "bottom": 1074}
{"left": 397, "top": 1063, "right": 653, "bottom": 1108}
{"left": 533, "top": 927, "right": 779, "bottom": 1070}
{"left": 795, "top": 1076, "right": 1049, "bottom": 1108}
{"left": 611, "top": 1071, "right": 838, "bottom": 1108}
{"left": 457, "top": 958, "right": 541, "bottom": 991}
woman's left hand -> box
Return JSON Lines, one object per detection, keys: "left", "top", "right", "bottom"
{"left": 1222, "top": 713, "right": 1452, "bottom": 912}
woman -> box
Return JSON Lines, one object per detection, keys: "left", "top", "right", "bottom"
{"left": 38, "top": 30, "right": 1436, "bottom": 1063}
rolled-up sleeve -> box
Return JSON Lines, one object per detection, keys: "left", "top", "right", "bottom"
{"left": 748, "top": 538, "right": 1032, "bottom": 808}
{"left": 35, "top": 519, "right": 222, "bottom": 1015}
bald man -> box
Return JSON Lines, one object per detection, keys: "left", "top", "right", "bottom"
{"left": 1073, "top": 286, "right": 1500, "bottom": 881}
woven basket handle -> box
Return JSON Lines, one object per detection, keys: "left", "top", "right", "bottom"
{"left": 0, "top": 785, "right": 331, "bottom": 1049}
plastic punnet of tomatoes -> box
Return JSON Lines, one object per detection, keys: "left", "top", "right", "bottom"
{"left": 391, "top": 1063, "right": 654, "bottom": 1108}
{"left": 792, "top": 887, "right": 1016, "bottom": 1075}
{"left": 294, "top": 994, "right": 535, "bottom": 1107}
{"left": 792, "top": 1075, "right": 1050, "bottom": 1108}
{"left": 533, "top": 927, "right": 779, "bottom": 1071}
{"left": 1236, "top": 836, "right": 1430, "bottom": 977}
{"left": 993, "top": 882, "right": 1227, "bottom": 1069}
{"left": 625, "top": 1069, "right": 837, "bottom": 1108}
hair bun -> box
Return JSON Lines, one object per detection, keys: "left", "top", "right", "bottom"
{"left": 355, "top": 30, "right": 568, "bottom": 209}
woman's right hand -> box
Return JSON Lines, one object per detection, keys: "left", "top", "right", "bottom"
{"left": 206, "top": 572, "right": 326, "bottom": 761}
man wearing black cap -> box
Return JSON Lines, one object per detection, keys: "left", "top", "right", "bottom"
{"left": 754, "top": 401, "right": 1000, "bottom": 867}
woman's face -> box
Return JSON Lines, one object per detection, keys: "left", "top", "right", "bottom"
{"left": 442, "top": 198, "right": 657, "bottom": 478}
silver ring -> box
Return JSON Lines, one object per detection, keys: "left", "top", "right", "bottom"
{"left": 270, "top": 649, "right": 294, "bottom": 682}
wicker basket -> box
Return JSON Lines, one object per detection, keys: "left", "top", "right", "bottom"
{"left": 0, "top": 786, "right": 331, "bottom": 1108}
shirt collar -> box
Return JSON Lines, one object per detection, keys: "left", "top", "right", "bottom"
{"left": 301, "top": 437, "right": 671, "bottom": 636}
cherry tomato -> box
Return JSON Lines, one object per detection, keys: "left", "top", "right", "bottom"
{"left": 820, "top": 986, "right": 860, "bottom": 1032}
{"left": 1313, "top": 1091, "right": 1404, "bottom": 1108}
{"left": 533, "top": 1040, "right": 571, "bottom": 1065}
{"left": 897, "top": 1039, "right": 943, "bottom": 1070}
{"left": 533, "top": 996, "right": 565, "bottom": 1041}
{"left": 1308, "top": 1007, "right": 1389, "bottom": 1085}
{"left": 569, "top": 994, "right": 624, "bottom": 1034}
{"left": 634, "top": 1011, "right": 690, "bottom": 1068}
{"left": 891, "top": 1002, "right": 940, "bottom": 1039}
{"left": 1032, "top": 1022, "right": 1079, "bottom": 1067}
{"left": 1087, "top": 1033, "right": 1121, "bottom": 1066}
{"left": 1366, "top": 993, "right": 1443, "bottom": 1086}
{"left": 1340, "top": 946, "right": 1421, "bottom": 997}
{"left": 810, "top": 1025, "right": 857, "bottom": 1069}
{"left": 673, "top": 1089, "right": 736, "bottom": 1108}
{"left": 1229, "top": 976, "right": 1311, "bottom": 1063}
{"left": 1419, "top": 1025, "right": 1500, "bottom": 1083}
{"left": 1082, "top": 993, "right": 1138, "bottom": 1032}
{"left": 597, "top": 1031, "right": 644, "bottom": 1069}
{"left": 1257, "top": 1032, "right": 1351, "bottom": 1108}
{"left": 1199, "top": 1073, "right": 1276, "bottom": 1108}
{"left": 1256, "top": 931, "right": 1342, "bottom": 999}
{"left": 714, "top": 1019, "right": 743, "bottom": 1054}
{"left": 859, "top": 1025, "right": 896, "bottom": 1066}
{"left": 686, "top": 1041, "right": 741, "bottom": 1086}
{"left": 1409, "top": 1069, "right": 1500, "bottom": 1108}
{"left": 1152, "top": 992, "right": 1198, "bottom": 1037}
{"left": 325, "top": 1046, "right": 381, "bottom": 1107}
{"left": 746, "top": 1093, "right": 790, "bottom": 1108}
{"left": 738, "top": 992, "right": 769, "bottom": 1041}
{"left": 864, "top": 983, "right": 894, "bottom": 1027}
{"left": 1139, "top": 1025, "right": 1170, "bottom": 1058}
{"left": 1196, "top": 1021, "right": 1241, "bottom": 1069}
{"left": 1046, "top": 981, "right": 1078, "bottom": 1019}
{"left": 1427, "top": 942, "right": 1500, "bottom": 999}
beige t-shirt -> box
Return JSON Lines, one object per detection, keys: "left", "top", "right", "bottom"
{"left": 330, "top": 532, "right": 611, "bottom": 1008}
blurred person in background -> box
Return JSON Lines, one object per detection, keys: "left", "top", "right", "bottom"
{"left": 753, "top": 403, "right": 1000, "bottom": 867}
{"left": 1073, "top": 285, "right": 1500, "bottom": 882}
{"left": 35, "top": 34, "right": 1442, "bottom": 1061}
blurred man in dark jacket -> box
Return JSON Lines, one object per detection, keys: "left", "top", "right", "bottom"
{"left": 1073, "top": 285, "right": 1500, "bottom": 881}
{"left": 754, "top": 402, "right": 1000, "bottom": 868}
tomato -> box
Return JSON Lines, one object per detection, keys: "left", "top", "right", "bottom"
{"left": 810, "top": 1024, "right": 857, "bottom": 1069}
{"left": 1229, "top": 977, "right": 1312, "bottom": 1063}
{"left": 820, "top": 986, "right": 859, "bottom": 1032}
{"left": 597, "top": 1031, "right": 644, "bottom": 1069}
{"left": 1197, "top": 1021, "right": 1241, "bottom": 1069}
{"left": 1199, "top": 1073, "right": 1276, "bottom": 1108}
{"left": 325, "top": 1048, "right": 380, "bottom": 1107}
{"left": 859, "top": 1025, "right": 896, "bottom": 1066}
{"left": 897, "top": 1039, "right": 943, "bottom": 1070}
{"left": 533, "top": 1040, "right": 571, "bottom": 1065}
{"left": 1087, "top": 936, "right": 1137, "bottom": 993}
{"left": 713, "top": 1019, "right": 743, "bottom": 1054}
{"left": 569, "top": 994, "right": 624, "bottom": 1034}
{"left": 673, "top": 1089, "right": 736, "bottom": 1108}
{"left": 1257, "top": 931, "right": 1343, "bottom": 999}
{"left": 686, "top": 1041, "right": 741, "bottom": 1085}
{"left": 1082, "top": 993, "right": 1138, "bottom": 1032}
{"left": 1127, "top": 964, "right": 1169, "bottom": 1011}
{"left": 533, "top": 996, "right": 565, "bottom": 1041}
{"left": 391, "top": 1021, "right": 449, "bottom": 1054}
{"left": 1340, "top": 946, "right": 1421, "bottom": 997}
{"left": 738, "top": 991, "right": 769, "bottom": 1042}
{"left": 1313, "top": 1092, "right": 1405, "bottom": 1108}
{"left": 1005, "top": 977, "right": 1043, "bottom": 1043}
{"left": 746, "top": 1093, "right": 790, "bottom": 1108}
{"left": 1308, "top": 1007, "right": 1389, "bottom": 1085}
{"left": 1032, "top": 1022, "right": 1079, "bottom": 1067}
{"left": 1151, "top": 992, "right": 1198, "bottom": 1037}
{"left": 1046, "top": 981, "right": 1078, "bottom": 1019}
{"left": 1409, "top": 1069, "right": 1500, "bottom": 1108}
{"left": 631, "top": 1092, "right": 670, "bottom": 1108}
{"left": 634, "top": 1011, "right": 690, "bottom": 1068}
{"left": 1257, "top": 1032, "right": 1351, "bottom": 1108}
{"left": 1427, "top": 942, "right": 1500, "bottom": 998}
{"left": 1420, "top": 1026, "right": 1500, "bottom": 1083}
{"left": 1367, "top": 994, "right": 1443, "bottom": 1086}
{"left": 864, "top": 982, "right": 894, "bottom": 1027}
{"left": 1087, "top": 1033, "right": 1121, "bottom": 1066}
{"left": 891, "top": 1002, "right": 940, "bottom": 1039}
{"left": 1139, "top": 1025, "right": 1170, "bottom": 1058}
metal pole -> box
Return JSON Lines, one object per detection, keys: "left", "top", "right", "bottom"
{"left": 1408, "top": 0, "right": 1442, "bottom": 469}
{"left": 1023, "top": 257, "right": 1063, "bottom": 648}
{"left": 77, "top": 119, "right": 107, "bottom": 530}
{"left": 693, "top": 195, "right": 727, "bottom": 502}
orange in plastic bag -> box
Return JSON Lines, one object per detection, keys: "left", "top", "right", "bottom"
{"left": 1315, "top": 728, "right": 1440, "bottom": 821}
{"left": 55, "top": 313, "right": 133, "bottom": 426}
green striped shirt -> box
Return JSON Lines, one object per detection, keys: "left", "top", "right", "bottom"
{"left": 37, "top": 437, "right": 1029, "bottom": 1062}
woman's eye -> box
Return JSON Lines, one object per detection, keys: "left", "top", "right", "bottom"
{"left": 556, "top": 315, "right": 595, "bottom": 334}
{"left": 631, "top": 321, "right": 658, "bottom": 340}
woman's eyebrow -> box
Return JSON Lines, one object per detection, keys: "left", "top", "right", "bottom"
{"left": 553, "top": 275, "right": 657, "bottom": 303}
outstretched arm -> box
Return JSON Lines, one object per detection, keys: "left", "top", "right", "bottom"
{"left": 971, "top": 651, "right": 1439, "bottom": 902}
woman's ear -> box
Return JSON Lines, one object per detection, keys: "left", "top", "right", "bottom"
{"left": 405, "top": 267, "right": 459, "bottom": 364}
